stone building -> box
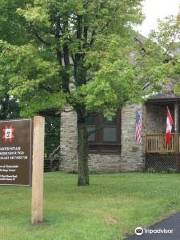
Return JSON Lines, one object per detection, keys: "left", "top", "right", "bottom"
{"left": 59, "top": 43, "right": 180, "bottom": 173}
{"left": 59, "top": 91, "right": 180, "bottom": 173}
{"left": 57, "top": 40, "right": 180, "bottom": 173}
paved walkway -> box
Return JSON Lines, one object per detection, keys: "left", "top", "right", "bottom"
{"left": 125, "top": 213, "right": 180, "bottom": 240}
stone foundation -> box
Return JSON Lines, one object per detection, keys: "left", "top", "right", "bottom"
{"left": 88, "top": 154, "right": 121, "bottom": 172}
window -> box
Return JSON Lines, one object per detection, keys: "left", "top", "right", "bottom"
{"left": 87, "top": 112, "right": 121, "bottom": 153}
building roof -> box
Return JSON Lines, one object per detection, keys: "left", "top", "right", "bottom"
{"left": 147, "top": 93, "right": 180, "bottom": 104}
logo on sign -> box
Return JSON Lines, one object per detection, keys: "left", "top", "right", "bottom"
{"left": 2, "top": 125, "right": 15, "bottom": 143}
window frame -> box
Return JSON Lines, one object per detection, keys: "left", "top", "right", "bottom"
{"left": 87, "top": 112, "right": 121, "bottom": 154}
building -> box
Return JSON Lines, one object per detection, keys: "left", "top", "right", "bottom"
{"left": 59, "top": 91, "right": 180, "bottom": 173}
{"left": 58, "top": 42, "right": 180, "bottom": 173}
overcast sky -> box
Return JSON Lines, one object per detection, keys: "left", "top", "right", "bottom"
{"left": 137, "top": 0, "right": 180, "bottom": 36}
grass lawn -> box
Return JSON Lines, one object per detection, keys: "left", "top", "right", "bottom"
{"left": 0, "top": 172, "right": 180, "bottom": 240}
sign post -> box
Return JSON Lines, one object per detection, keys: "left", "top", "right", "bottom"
{"left": 0, "top": 116, "right": 45, "bottom": 225}
{"left": 31, "top": 116, "right": 45, "bottom": 224}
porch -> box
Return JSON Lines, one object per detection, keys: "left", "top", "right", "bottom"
{"left": 145, "top": 133, "right": 180, "bottom": 154}
{"left": 145, "top": 134, "right": 180, "bottom": 172}
{"left": 144, "top": 95, "right": 180, "bottom": 172}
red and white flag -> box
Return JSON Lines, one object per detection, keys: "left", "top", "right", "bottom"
{"left": 165, "top": 107, "right": 174, "bottom": 145}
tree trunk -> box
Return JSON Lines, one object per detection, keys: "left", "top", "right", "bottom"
{"left": 77, "top": 110, "right": 89, "bottom": 186}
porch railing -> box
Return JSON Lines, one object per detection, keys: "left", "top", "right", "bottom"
{"left": 145, "top": 133, "right": 180, "bottom": 153}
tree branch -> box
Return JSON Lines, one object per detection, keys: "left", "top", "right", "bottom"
{"left": 29, "top": 24, "right": 51, "bottom": 46}
{"left": 33, "top": 31, "right": 51, "bottom": 46}
{"left": 89, "top": 29, "right": 96, "bottom": 46}
{"left": 134, "top": 37, "right": 146, "bottom": 55}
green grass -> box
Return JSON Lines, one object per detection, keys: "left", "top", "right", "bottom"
{"left": 0, "top": 172, "right": 180, "bottom": 240}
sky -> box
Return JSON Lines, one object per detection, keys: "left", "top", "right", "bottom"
{"left": 137, "top": 0, "right": 180, "bottom": 36}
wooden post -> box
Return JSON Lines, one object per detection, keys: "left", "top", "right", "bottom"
{"left": 31, "top": 116, "right": 45, "bottom": 224}
{"left": 174, "top": 103, "right": 180, "bottom": 172}
{"left": 174, "top": 103, "right": 179, "bottom": 134}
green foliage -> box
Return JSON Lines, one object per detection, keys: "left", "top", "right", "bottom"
{"left": 150, "top": 14, "right": 180, "bottom": 54}
{"left": 0, "top": 0, "right": 33, "bottom": 119}
{"left": 0, "top": 0, "right": 32, "bottom": 44}
{"left": 0, "top": 41, "right": 66, "bottom": 116}
{"left": 149, "top": 13, "right": 180, "bottom": 95}
{"left": 80, "top": 34, "right": 137, "bottom": 117}
{"left": 134, "top": 38, "right": 172, "bottom": 94}
{"left": 0, "top": 0, "right": 179, "bottom": 118}
{"left": 0, "top": 0, "right": 145, "bottom": 118}
{"left": 0, "top": 96, "right": 19, "bottom": 120}
{"left": 45, "top": 116, "right": 60, "bottom": 158}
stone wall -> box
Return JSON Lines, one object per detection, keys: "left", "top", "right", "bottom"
{"left": 60, "top": 105, "right": 145, "bottom": 172}
{"left": 145, "top": 104, "right": 166, "bottom": 133}
{"left": 60, "top": 109, "right": 78, "bottom": 172}
{"left": 60, "top": 109, "right": 122, "bottom": 171}
{"left": 145, "top": 104, "right": 174, "bottom": 133}
{"left": 88, "top": 154, "right": 121, "bottom": 172}
{"left": 121, "top": 104, "right": 145, "bottom": 171}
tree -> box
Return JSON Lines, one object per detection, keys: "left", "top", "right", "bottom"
{"left": 147, "top": 12, "right": 180, "bottom": 94}
{"left": 0, "top": 0, "right": 171, "bottom": 185}
{"left": 136, "top": 13, "right": 180, "bottom": 94}
{"left": 0, "top": 0, "right": 32, "bottom": 119}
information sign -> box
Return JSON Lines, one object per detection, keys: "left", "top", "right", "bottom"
{"left": 0, "top": 119, "right": 32, "bottom": 185}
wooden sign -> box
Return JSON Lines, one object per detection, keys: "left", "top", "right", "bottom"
{"left": 0, "top": 119, "right": 32, "bottom": 186}
{"left": 0, "top": 117, "right": 45, "bottom": 224}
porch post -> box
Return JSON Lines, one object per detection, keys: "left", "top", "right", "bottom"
{"left": 174, "top": 103, "right": 180, "bottom": 172}
{"left": 174, "top": 103, "right": 179, "bottom": 133}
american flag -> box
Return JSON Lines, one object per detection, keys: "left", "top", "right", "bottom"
{"left": 135, "top": 111, "right": 142, "bottom": 144}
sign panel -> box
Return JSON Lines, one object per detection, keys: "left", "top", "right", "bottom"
{"left": 0, "top": 119, "right": 32, "bottom": 186}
